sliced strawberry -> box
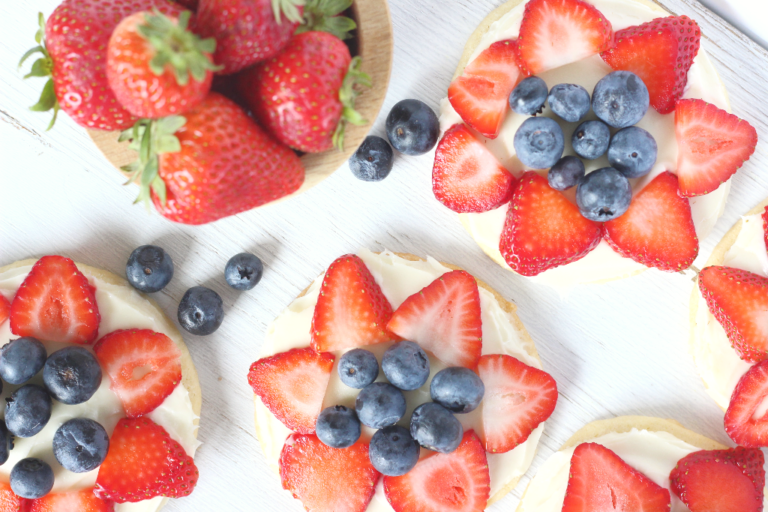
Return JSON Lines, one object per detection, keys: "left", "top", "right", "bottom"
{"left": 248, "top": 348, "right": 334, "bottom": 434}
{"left": 562, "top": 443, "right": 671, "bottom": 512}
{"left": 601, "top": 16, "right": 700, "bottom": 114}
{"left": 604, "top": 171, "right": 698, "bottom": 271}
{"left": 311, "top": 255, "right": 394, "bottom": 352}
{"left": 448, "top": 40, "right": 527, "bottom": 139}
{"left": 670, "top": 447, "right": 764, "bottom": 512}
{"left": 675, "top": 99, "right": 758, "bottom": 197}
{"left": 725, "top": 359, "right": 768, "bottom": 447}
{"left": 432, "top": 124, "right": 516, "bottom": 213}
{"left": 10, "top": 255, "right": 100, "bottom": 344}
{"left": 0, "top": 295, "right": 9, "bottom": 326}
{"left": 387, "top": 270, "right": 482, "bottom": 369}
{"left": 280, "top": 434, "right": 380, "bottom": 512}
{"left": 29, "top": 488, "right": 113, "bottom": 512}
{"left": 477, "top": 354, "right": 557, "bottom": 453}
{"left": 517, "top": 0, "right": 613, "bottom": 74}
{"left": 93, "top": 329, "right": 182, "bottom": 418}
{"left": 699, "top": 266, "right": 768, "bottom": 362}
{"left": 384, "top": 430, "right": 489, "bottom": 512}
{"left": 95, "top": 417, "right": 198, "bottom": 503}
{"left": 0, "top": 482, "right": 25, "bottom": 512}
{"left": 499, "top": 172, "right": 602, "bottom": 276}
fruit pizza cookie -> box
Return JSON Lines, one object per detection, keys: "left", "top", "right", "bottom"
{"left": 433, "top": 0, "right": 757, "bottom": 287}
{"left": 0, "top": 256, "right": 201, "bottom": 511}
{"left": 247, "top": 250, "right": 559, "bottom": 512}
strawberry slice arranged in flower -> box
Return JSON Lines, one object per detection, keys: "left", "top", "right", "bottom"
{"left": 280, "top": 434, "right": 380, "bottom": 512}
{"left": 604, "top": 171, "right": 698, "bottom": 271}
{"left": 675, "top": 99, "right": 758, "bottom": 197}
{"left": 517, "top": 0, "right": 613, "bottom": 75}
{"left": 601, "top": 16, "right": 700, "bottom": 114}
{"left": 448, "top": 40, "right": 527, "bottom": 139}
{"left": 562, "top": 443, "right": 671, "bottom": 512}
{"left": 96, "top": 417, "right": 198, "bottom": 502}
{"left": 477, "top": 354, "right": 557, "bottom": 453}
{"left": 725, "top": 360, "right": 768, "bottom": 447}
{"left": 500, "top": 172, "right": 602, "bottom": 276}
{"left": 10, "top": 255, "right": 100, "bottom": 344}
{"left": 29, "top": 487, "right": 114, "bottom": 512}
{"left": 311, "top": 255, "right": 394, "bottom": 352}
{"left": 248, "top": 347, "right": 334, "bottom": 434}
{"left": 670, "top": 447, "right": 765, "bottom": 512}
{"left": 699, "top": 266, "right": 768, "bottom": 362}
{"left": 387, "top": 270, "right": 482, "bottom": 369}
{"left": 94, "top": 329, "right": 182, "bottom": 418}
{"left": 0, "top": 482, "right": 25, "bottom": 512}
{"left": 0, "top": 295, "right": 9, "bottom": 326}
{"left": 384, "top": 430, "right": 490, "bottom": 512}
{"left": 432, "top": 124, "right": 516, "bottom": 213}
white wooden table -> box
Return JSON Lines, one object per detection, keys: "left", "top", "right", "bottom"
{"left": 1, "top": 0, "right": 767, "bottom": 510}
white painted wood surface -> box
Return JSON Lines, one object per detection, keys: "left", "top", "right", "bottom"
{"left": 1, "top": 0, "right": 767, "bottom": 510}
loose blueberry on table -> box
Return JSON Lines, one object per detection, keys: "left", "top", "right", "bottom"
{"left": 125, "top": 245, "right": 174, "bottom": 293}
{"left": 178, "top": 285, "right": 224, "bottom": 335}
{"left": 225, "top": 252, "right": 263, "bottom": 291}
{"left": 386, "top": 99, "right": 440, "bottom": 156}
{"left": 349, "top": 135, "right": 395, "bottom": 182}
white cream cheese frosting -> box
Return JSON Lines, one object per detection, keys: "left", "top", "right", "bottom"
{"left": 0, "top": 262, "right": 200, "bottom": 512}
{"left": 255, "top": 249, "right": 546, "bottom": 511}
{"left": 439, "top": 0, "right": 732, "bottom": 288}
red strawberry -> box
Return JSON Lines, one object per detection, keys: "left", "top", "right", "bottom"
{"left": 29, "top": 488, "right": 114, "bottom": 512}
{"left": 432, "top": 124, "right": 516, "bottom": 213}
{"left": 0, "top": 295, "right": 10, "bottom": 326}
{"left": 94, "top": 329, "right": 182, "bottom": 418}
{"left": 280, "top": 434, "right": 380, "bottom": 512}
{"left": 106, "top": 10, "right": 217, "bottom": 119}
{"left": 763, "top": 206, "right": 768, "bottom": 254}
{"left": 726, "top": 360, "right": 768, "bottom": 447}
{"left": 0, "top": 482, "right": 25, "bottom": 512}
{"left": 311, "top": 255, "right": 394, "bottom": 353}
{"left": 248, "top": 348, "right": 334, "bottom": 434}
{"left": 10, "top": 256, "right": 100, "bottom": 344}
{"left": 604, "top": 171, "right": 698, "bottom": 271}
{"left": 669, "top": 447, "right": 764, "bottom": 512}
{"left": 448, "top": 40, "right": 528, "bottom": 139}
{"left": 96, "top": 417, "right": 198, "bottom": 502}
{"left": 517, "top": 0, "right": 613, "bottom": 75}
{"left": 387, "top": 270, "right": 482, "bottom": 369}
{"left": 675, "top": 99, "right": 757, "bottom": 197}
{"left": 562, "top": 443, "right": 671, "bottom": 512}
{"left": 601, "top": 16, "right": 701, "bottom": 114}
{"left": 20, "top": 0, "right": 185, "bottom": 130}
{"left": 477, "top": 354, "right": 557, "bottom": 453}
{"left": 499, "top": 172, "right": 602, "bottom": 276}
{"left": 384, "top": 430, "right": 490, "bottom": 512}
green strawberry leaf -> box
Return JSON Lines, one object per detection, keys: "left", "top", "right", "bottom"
{"left": 333, "top": 56, "right": 371, "bottom": 150}
{"left": 273, "top": 0, "right": 305, "bottom": 24}
{"left": 299, "top": 0, "right": 356, "bottom": 39}
{"left": 22, "top": 12, "right": 60, "bottom": 130}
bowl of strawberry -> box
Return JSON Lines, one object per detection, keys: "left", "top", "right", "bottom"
{"left": 21, "top": 0, "right": 393, "bottom": 225}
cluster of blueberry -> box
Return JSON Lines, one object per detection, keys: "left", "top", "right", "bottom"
{"left": 0, "top": 337, "right": 107, "bottom": 498}
{"left": 314, "top": 341, "right": 484, "bottom": 477}
{"left": 511, "top": 70, "right": 657, "bottom": 221}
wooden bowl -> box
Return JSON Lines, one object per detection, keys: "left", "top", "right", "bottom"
{"left": 87, "top": 0, "right": 393, "bottom": 206}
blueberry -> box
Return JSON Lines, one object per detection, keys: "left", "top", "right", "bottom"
{"left": 350, "top": 136, "right": 394, "bottom": 182}
{"left": 410, "top": 402, "right": 463, "bottom": 453}
{"left": 369, "top": 426, "right": 420, "bottom": 476}
{"left": 43, "top": 347, "right": 102, "bottom": 405}
{"left": 607, "top": 126, "right": 658, "bottom": 178}
{"left": 178, "top": 286, "right": 224, "bottom": 335}
{"left": 315, "top": 406, "right": 361, "bottom": 449}
{"left": 52, "top": 418, "right": 109, "bottom": 473}
{"left": 386, "top": 99, "right": 439, "bottom": 155}
{"left": 547, "top": 84, "right": 590, "bottom": 123}
{"left": 0, "top": 424, "right": 11, "bottom": 465}
{"left": 338, "top": 349, "right": 379, "bottom": 389}
{"left": 576, "top": 167, "right": 632, "bottom": 222}
{"left": 513, "top": 117, "right": 564, "bottom": 169}
{"left": 0, "top": 337, "right": 46, "bottom": 385}
{"left": 382, "top": 341, "right": 430, "bottom": 391}
{"left": 509, "top": 76, "right": 548, "bottom": 115}
{"left": 355, "top": 382, "right": 406, "bottom": 429}
{"left": 10, "top": 458, "right": 53, "bottom": 499}
{"left": 430, "top": 367, "right": 485, "bottom": 414}
{"left": 548, "top": 156, "right": 586, "bottom": 191}
{"left": 572, "top": 120, "right": 611, "bottom": 160}
{"left": 125, "top": 245, "right": 174, "bottom": 293}
{"left": 592, "top": 71, "right": 649, "bottom": 128}
{"left": 224, "top": 253, "right": 263, "bottom": 291}
{"left": 5, "top": 385, "right": 52, "bottom": 438}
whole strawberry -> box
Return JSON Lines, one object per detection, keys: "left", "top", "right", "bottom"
{"left": 20, "top": 0, "right": 185, "bottom": 130}
{"left": 107, "top": 10, "right": 218, "bottom": 118}
{"left": 238, "top": 31, "right": 371, "bottom": 152}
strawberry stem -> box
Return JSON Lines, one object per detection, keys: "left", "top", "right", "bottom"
{"left": 272, "top": 0, "right": 305, "bottom": 24}
{"left": 298, "top": 0, "right": 357, "bottom": 40}
{"left": 20, "top": 13, "right": 59, "bottom": 130}
{"left": 333, "top": 56, "right": 371, "bottom": 151}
